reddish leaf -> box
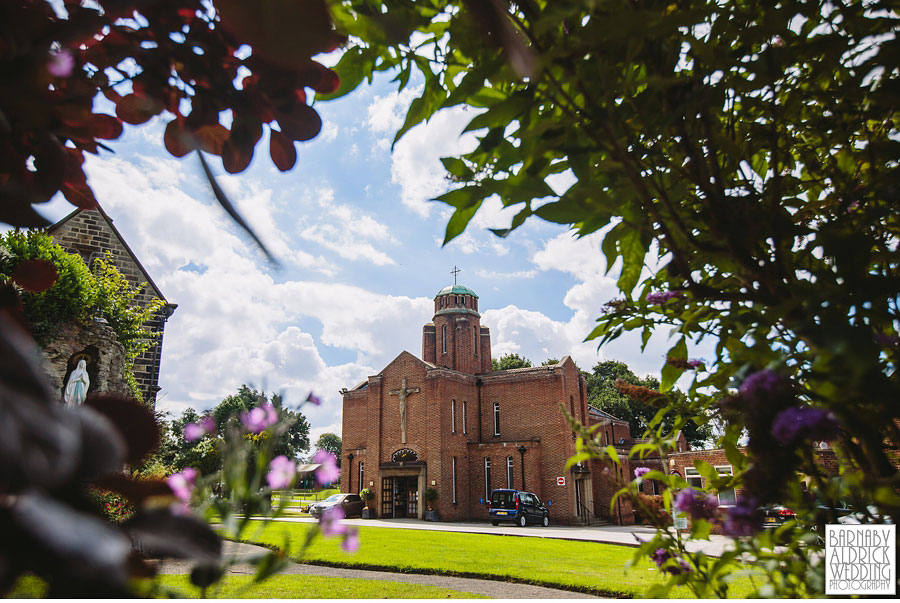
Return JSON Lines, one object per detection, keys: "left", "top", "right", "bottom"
{"left": 217, "top": 0, "right": 337, "bottom": 69}
{"left": 91, "top": 475, "right": 173, "bottom": 505}
{"left": 90, "top": 114, "right": 124, "bottom": 140}
{"left": 194, "top": 124, "right": 229, "bottom": 155}
{"left": 311, "top": 66, "right": 340, "bottom": 94}
{"left": 277, "top": 104, "right": 322, "bottom": 142}
{"left": 61, "top": 181, "right": 98, "bottom": 209}
{"left": 84, "top": 394, "right": 160, "bottom": 465}
{"left": 164, "top": 119, "right": 195, "bottom": 157}
{"left": 221, "top": 138, "right": 254, "bottom": 174}
{"left": 115, "top": 94, "right": 163, "bottom": 125}
{"left": 269, "top": 130, "right": 297, "bottom": 171}
{"left": 12, "top": 260, "right": 58, "bottom": 292}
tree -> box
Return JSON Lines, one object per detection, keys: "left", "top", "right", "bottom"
{"left": 322, "top": 1, "right": 899, "bottom": 597}
{"left": 315, "top": 433, "right": 342, "bottom": 466}
{"left": 584, "top": 361, "right": 712, "bottom": 449}
{"left": 491, "top": 352, "right": 532, "bottom": 371}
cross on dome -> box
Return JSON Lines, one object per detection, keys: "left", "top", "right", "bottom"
{"left": 451, "top": 265, "right": 461, "bottom": 285}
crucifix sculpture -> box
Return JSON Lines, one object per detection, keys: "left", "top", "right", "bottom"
{"left": 389, "top": 377, "right": 420, "bottom": 444}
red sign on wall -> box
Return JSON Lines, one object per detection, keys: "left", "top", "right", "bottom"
{"left": 557, "top": 476, "right": 566, "bottom": 486}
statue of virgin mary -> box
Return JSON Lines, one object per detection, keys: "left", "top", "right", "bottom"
{"left": 64, "top": 359, "right": 90, "bottom": 406}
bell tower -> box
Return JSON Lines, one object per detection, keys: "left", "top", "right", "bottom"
{"left": 422, "top": 279, "right": 492, "bottom": 374}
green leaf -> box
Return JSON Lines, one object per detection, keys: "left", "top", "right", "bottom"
{"left": 315, "top": 46, "right": 375, "bottom": 101}
{"left": 616, "top": 225, "right": 645, "bottom": 296}
{"left": 660, "top": 337, "right": 687, "bottom": 392}
{"left": 693, "top": 459, "right": 718, "bottom": 486}
{"left": 443, "top": 200, "right": 483, "bottom": 245}
{"left": 440, "top": 157, "right": 471, "bottom": 179}
{"left": 462, "top": 92, "right": 531, "bottom": 133}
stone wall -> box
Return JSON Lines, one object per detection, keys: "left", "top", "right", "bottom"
{"left": 42, "top": 320, "right": 128, "bottom": 401}
{"left": 48, "top": 206, "right": 174, "bottom": 406}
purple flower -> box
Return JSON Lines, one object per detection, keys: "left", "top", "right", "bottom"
{"left": 645, "top": 290, "right": 685, "bottom": 305}
{"left": 738, "top": 369, "right": 792, "bottom": 402}
{"left": 241, "top": 403, "right": 278, "bottom": 433}
{"left": 306, "top": 392, "right": 322, "bottom": 406}
{"left": 320, "top": 505, "right": 346, "bottom": 536}
{"left": 722, "top": 496, "right": 761, "bottom": 537}
{"left": 167, "top": 467, "right": 198, "bottom": 504}
{"left": 634, "top": 467, "right": 651, "bottom": 479}
{"left": 670, "top": 559, "right": 692, "bottom": 575}
{"left": 184, "top": 415, "right": 216, "bottom": 441}
{"left": 267, "top": 455, "right": 297, "bottom": 489}
{"left": 771, "top": 406, "right": 841, "bottom": 446}
{"left": 651, "top": 548, "right": 671, "bottom": 567}
{"left": 313, "top": 449, "right": 340, "bottom": 486}
{"left": 674, "top": 488, "right": 718, "bottom": 521}
{"left": 341, "top": 527, "right": 360, "bottom": 552}
{"left": 48, "top": 49, "right": 74, "bottom": 77}
{"left": 686, "top": 359, "right": 703, "bottom": 369}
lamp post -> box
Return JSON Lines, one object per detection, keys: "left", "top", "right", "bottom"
{"left": 517, "top": 445, "right": 527, "bottom": 490}
{"left": 347, "top": 452, "right": 354, "bottom": 492}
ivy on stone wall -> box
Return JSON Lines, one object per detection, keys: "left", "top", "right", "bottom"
{"left": 0, "top": 231, "right": 162, "bottom": 402}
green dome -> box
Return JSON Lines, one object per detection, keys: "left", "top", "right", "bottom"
{"left": 436, "top": 284, "right": 478, "bottom": 298}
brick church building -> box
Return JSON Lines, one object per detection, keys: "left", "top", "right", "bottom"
{"left": 340, "top": 283, "right": 597, "bottom": 524}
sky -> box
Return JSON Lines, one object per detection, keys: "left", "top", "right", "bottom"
{"left": 24, "top": 62, "right": 709, "bottom": 450}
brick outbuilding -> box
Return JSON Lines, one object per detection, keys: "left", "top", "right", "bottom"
{"left": 340, "top": 284, "right": 596, "bottom": 524}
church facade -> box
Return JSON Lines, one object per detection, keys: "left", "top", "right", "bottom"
{"left": 340, "top": 284, "right": 596, "bottom": 524}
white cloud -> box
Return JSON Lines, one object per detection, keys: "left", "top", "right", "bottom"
{"left": 366, "top": 87, "right": 420, "bottom": 134}
{"left": 389, "top": 105, "right": 479, "bottom": 217}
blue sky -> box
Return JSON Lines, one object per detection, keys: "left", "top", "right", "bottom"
{"left": 27, "top": 63, "right": 707, "bottom": 447}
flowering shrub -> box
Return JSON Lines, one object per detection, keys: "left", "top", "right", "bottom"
{"left": 88, "top": 489, "right": 135, "bottom": 523}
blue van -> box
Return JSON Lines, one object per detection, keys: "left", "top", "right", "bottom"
{"left": 489, "top": 489, "right": 550, "bottom": 527}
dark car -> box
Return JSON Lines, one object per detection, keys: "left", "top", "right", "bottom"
{"left": 308, "top": 493, "right": 364, "bottom": 518}
{"left": 489, "top": 489, "right": 549, "bottom": 527}
{"left": 761, "top": 504, "right": 796, "bottom": 528}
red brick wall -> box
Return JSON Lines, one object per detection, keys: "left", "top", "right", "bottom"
{"left": 422, "top": 324, "right": 436, "bottom": 364}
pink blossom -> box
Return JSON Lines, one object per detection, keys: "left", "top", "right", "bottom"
{"left": 306, "top": 392, "right": 322, "bottom": 406}
{"left": 48, "top": 49, "right": 74, "bottom": 77}
{"left": 341, "top": 527, "right": 359, "bottom": 552}
{"left": 241, "top": 403, "right": 278, "bottom": 433}
{"left": 184, "top": 415, "right": 216, "bottom": 441}
{"left": 267, "top": 455, "right": 297, "bottom": 489}
{"left": 633, "top": 467, "right": 650, "bottom": 479}
{"left": 313, "top": 449, "right": 340, "bottom": 486}
{"left": 320, "top": 505, "right": 346, "bottom": 536}
{"left": 167, "top": 467, "right": 198, "bottom": 504}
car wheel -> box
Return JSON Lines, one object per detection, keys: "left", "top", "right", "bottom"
{"left": 518, "top": 514, "right": 527, "bottom": 527}
{"left": 491, "top": 520, "right": 499, "bottom": 526}
{"left": 542, "top": 515, "right": 549, "bottom": 527}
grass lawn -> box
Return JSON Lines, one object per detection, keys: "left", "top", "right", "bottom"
{"left": 238, "top": 521, "right": 758, "bottom": 598}
{"left": 10, "top": 574, "right": 487, "bottom": 599}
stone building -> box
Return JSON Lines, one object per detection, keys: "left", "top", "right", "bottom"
{"left": 340, "top": 283, "right": 596, "bottom": 524}
{"left": 48, "top": 204, "right": 176, "bottom": 406}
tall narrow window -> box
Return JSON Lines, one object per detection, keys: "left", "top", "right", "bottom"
{"left": 506, "top": 456, "right": 514, "bottom": 488}
{"left": 452, "top": 457, "right": 457, "bottom": 504}
{"left": 358, "top": 461, "right": 364, "bottom": 493}
{"left": 451, "top": 399, "right": 456, "bottom": 434}
{"left": 442, "top": 325, "right": 447, "bottom": 353}
{"left": 473, "top": 326, "right": 478, "bottom": 355}
{"left": 493, "top": 402, "right": 500, "bottom": 436}
{"left": 462, "top": 401, "right": 468, "bottom": 434}
{"left": 484, "top": 458, "right": 491, "bottom": 501}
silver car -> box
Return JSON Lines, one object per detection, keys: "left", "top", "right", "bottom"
{"left": 308, "top": 493, "right": 365, "bottom": 518}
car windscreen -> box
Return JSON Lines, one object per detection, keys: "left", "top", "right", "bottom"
{"left": 491, "top": 491, "right": 516, "bottom": 509}
{"left": 323, "top": 495, "right": 343, "bottom": 502}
